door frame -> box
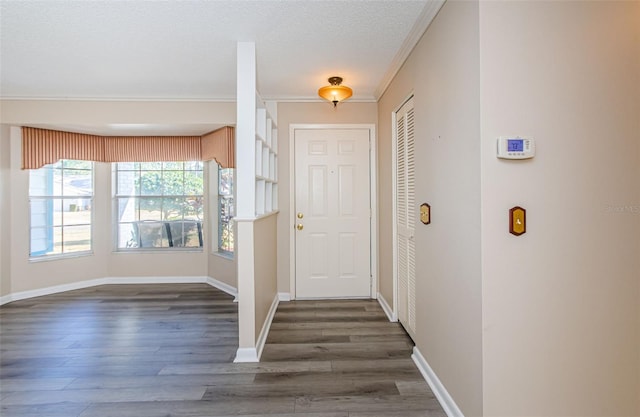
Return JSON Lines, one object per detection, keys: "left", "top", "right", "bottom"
{"left": 289, "top": 124, "right": 378, "bottom": 300}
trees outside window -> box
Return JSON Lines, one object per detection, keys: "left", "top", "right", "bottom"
{"left": 115, "top": 162, "right": 204, "bottom": 249}
{"left": 218, "top": 167, "right": 235, "bottom": 255}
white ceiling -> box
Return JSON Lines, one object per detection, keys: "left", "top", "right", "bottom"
{"left": 0, "top": 0, "right": 434, "bottom": 103}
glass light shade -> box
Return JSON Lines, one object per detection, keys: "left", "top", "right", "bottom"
{"left": 318, "top": 84, "right": 353, "bottom": 104}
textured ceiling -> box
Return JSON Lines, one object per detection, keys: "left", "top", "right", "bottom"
{"left": 0, "top": 0, "right": 432, "bottom": 102}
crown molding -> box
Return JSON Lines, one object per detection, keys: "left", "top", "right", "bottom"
{"left": 0, "top": 96, "right": 236, "bottom": 103}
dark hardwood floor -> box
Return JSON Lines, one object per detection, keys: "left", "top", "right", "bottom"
{"left": 0, "top": 284, "right": 446, "bottom": 417}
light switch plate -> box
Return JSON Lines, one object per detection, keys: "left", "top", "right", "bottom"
{"left": 420, "top": 203, "right": 431, "bottom": 225}
{"left": 509, "top": 206, "right": 526, "bottom": 236}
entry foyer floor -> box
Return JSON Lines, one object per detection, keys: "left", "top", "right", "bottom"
{"left": 0, "top": 284, "right": 446, "bottom": 417}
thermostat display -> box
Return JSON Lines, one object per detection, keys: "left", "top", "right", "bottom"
{"left": 497, "top": 136, "right": 535, "bottom": 159}
{"left": 508, "top": 139, "right": 524, "bottom": 152}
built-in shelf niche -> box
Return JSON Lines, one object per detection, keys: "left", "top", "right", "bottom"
{"left": 254, "top": 97, "right": 278, "bottom": 215}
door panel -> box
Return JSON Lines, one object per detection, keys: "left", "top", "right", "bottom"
{"left": 395, "top": 97, "right": 416, "bottom": 338}
{"left": 295, "top": 128, "right": 371, "bottom": 298}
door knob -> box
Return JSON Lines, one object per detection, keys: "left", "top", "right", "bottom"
{"left": 296, "top": 224, "right": 304, "bottom": 231}
{"left": 297, "top": 212, "right": 304, "bottom": 219}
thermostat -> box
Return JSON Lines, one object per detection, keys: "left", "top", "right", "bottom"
{"left": 497, "top": 136, "right": 535, "bottom": 159}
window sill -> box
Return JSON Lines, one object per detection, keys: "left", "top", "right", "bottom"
{"left": 113, "top": 249, "right": 204, "bottom": 254}
{"left": 211, "top": 251, "right": 234, "bottom": 261}
{"left": 29, "top": 251, "right": 94, "bottom": 263}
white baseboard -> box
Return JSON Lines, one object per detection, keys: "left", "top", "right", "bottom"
{"left": 412, "top": 346, "right": 464, "bottom": 417}
{"left": 0, "top": 275, "right": 238, "bottom": 306}
{"left": 108, "top": 276, "right": 208, "bottom": 284}
{"left": 278, "top": 292, "right": 291, "bottom": 301}
{"left": 256, "top": 293, "right": 279, "bottom": 359}
{"left": 205, "top": 276, "right": 238, "bottom": 299}
{"left": 233, "top": 347, "right": 259, "bottom": 363}
{"left": 234, "top": 292, "right": 279, "bottom": 363}
{"left": 377, "top": 292, "right": 397, "bottom": 322}
{"left": 2, "top": 278, "right": 110, "bottom": 305}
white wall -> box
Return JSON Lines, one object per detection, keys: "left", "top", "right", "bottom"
{"left": 378, "top": 1, "right": 483, "bottom": 415}
{"left": 479, "top": 1, "right": 640, "bottom": 415}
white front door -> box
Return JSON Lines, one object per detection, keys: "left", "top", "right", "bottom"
{"left": 294, "top": 128, "right": 371, "bottom": 299}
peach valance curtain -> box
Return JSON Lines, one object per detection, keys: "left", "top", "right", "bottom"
{"left": 104, "top": 136, "right": 202, "bottom": 163}
{"left": 202, "top": 126, "right": 234, "bottom": 168}
{"left": 21, "top": 126, "right": 235, "bottom": 169}
{"left": 21, "top": 128, "right": 106, "bottom": 169}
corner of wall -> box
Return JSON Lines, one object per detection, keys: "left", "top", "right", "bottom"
{"left": 0, "top": 125, "right": 12, "bottom": 297}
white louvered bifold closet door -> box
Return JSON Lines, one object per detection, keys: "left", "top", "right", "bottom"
{"left": 395, "top": 97, "right": 416, "bottom": 338}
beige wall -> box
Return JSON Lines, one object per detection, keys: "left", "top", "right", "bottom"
{"left": 479, "top": 1, "right": 640, "bottom": 416}
{"left": 378, "top": 1, "right": 483, "bottom": 415}
{"left": 0, "top": 100, "right": 235, "bottom": 126}
{"left": 208, "top": 252, "right": 237, "bottom": 288}
{"left": 0, "top": 125, "right": 12, "bottom": 297}
{"left": 378, "top": 0, "right": 639, "bottom": 416}
{"left": 276, "top": 102, "right": 378, "bottom": 296}
{"left": 253, "top": 214, "right": 278, "bottom": 339}
{"left": 0, "top": 100, "right": 237, "bottom": 296}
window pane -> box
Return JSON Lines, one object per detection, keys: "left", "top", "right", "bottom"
{"left": 140, "top": 171, "right": 163, "bottom": 196}
{"left": 30, "top": 227, "right": 51, "bottom": 256}
{"left": 65, "top": 199, "right": 92, "bottom": 226}
{"left": 185, "top": 161, "right": 203, "bottom": 171}
{"left": 140, "top": 162, "right": 162, "bottom": 170}
{"left": 167, "top": 221, "right": 202, "bottom": 248}
{"left": 29, "top": 168, "right": 51, "bottom": 196}
{"left": 115, "top": 161, "right": 203, "bottom": 251}
{"left": 118, "top": 197, "right": 139, "bottom": 223}
{"left": 219, "top": 219, "right": 234, "bottom": 253}
{"left": 161, "top": 171, "right": 185, "bottom": 196}
{"left": 62, "top": 160, "right": 92, "bottom": 170}
{"left": 118, "top": 223, "right": 138, "bottom": 249}
{"left": 52, "top": 167, "right": 63, "bottom": 196}
{"left": 117, "top": 170, "right": 139, "bottom": 195}
{"left": 219, "top": 168, "right": 233, "bottom": 196}
{"left": 163, "top": 162, "right": 183, "bottom": 170}
{"left": 217, "top": 167, "right": 234, "bottom": 255}
{"left": 29, "top": 159, "right": 93, "bottom": 258}
{"left": 51, "top": 226, "right": 63, "bottom": 255}
{"left": 63, "top": 225, "right": 91, "bottom": 253}
{"left": 138, "top": 197, "right": 163, "bottom": 221}
{"left": 184, "top": 197, "right": 203, "bottom": 221}
{"left": 184, "top": 171, "right": 203, "bottom": 195}
{"left": 52, "top": 199, "right": 63, "bottom": 226}
{"left": 62, "top": 167, "right": 92, "bottom": 196}
{"left": 30, "top": 198, "right": 51, "bottom": 227}
{"left": 162, "top": 197, "right": 184, "bottom": 221}
{"left": 136, "top": 221, "right": 169, "bottom": 248}
{"left": 117, "top": 162, "right": 139, "bottom": 171}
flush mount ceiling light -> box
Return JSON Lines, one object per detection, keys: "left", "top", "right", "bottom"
{"left": 318, "top": 76, "right": 353, "bottom": 107}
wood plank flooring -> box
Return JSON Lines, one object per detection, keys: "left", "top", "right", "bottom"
{"left": 0, "top": 284, "right": 446, "bottom": 417}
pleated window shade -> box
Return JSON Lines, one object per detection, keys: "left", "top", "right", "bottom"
{"left": 21, "top": 126, "right": 235, "bottom": 169}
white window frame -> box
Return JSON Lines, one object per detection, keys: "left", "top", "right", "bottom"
{"left": 28, "top": 159, "right": 94, "bottom": 260}
{"left": 209, "top": 161, "right": 235, "bottom": 258}
{"left": 113, "top": 161, "right": 205, "bottom": 251}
